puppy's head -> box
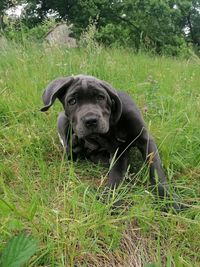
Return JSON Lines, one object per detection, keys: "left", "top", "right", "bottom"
{"left": 41, "top": 75, "right": 122, "bottom": 138}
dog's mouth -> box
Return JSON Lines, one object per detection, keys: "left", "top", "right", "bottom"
{"left": 77, "top": 128, "right": 104, "bottom": 139}
{"left": 74, "top": 120, "right": 109, "bottom": 139}
{"left": 84, "top": 132, "right": 101, "bottom": 138}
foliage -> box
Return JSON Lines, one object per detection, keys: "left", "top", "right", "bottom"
{"left": 79, "top": 21, "right": 102, "bottom": 53}
{"left": 0, "top": 233, "right": 38, "bottom": 267}
{"left": 18, "top": 0, "right": 200, "bottom": 55}
{"left": 2, "top": 18, "right": 57, "bottom": 42}
{"left": 176, "top": 0, "right": 200, "bottom": 45}
{"left": 1, "top": 0, "right": 200, "bottom": 55}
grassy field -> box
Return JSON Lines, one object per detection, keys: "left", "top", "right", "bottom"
{"left": 0, "top": 41, "right": 200, "bottom": 266}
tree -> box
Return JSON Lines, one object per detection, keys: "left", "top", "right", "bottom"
{"left": 3, "top": 0, "right": 200, "bottom": 54}
{"left": 0, "top": 0, "right": 27, "bottom": 31}
{"left": 20, "top": 0, "right": 189, "bottom": 53}
{"left": 176, "top": 0, "right": 200, "bottom": 47}
{"left": 0, "top": 0, "right": 15, "bottom": 30}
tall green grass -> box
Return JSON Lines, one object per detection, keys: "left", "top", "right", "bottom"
{"left": 0, "top": 41, "right": 200, "bottom": 266}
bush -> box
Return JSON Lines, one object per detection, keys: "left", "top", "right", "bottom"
{"left": 2, "top": 19, "right": 57, "bottom": 43}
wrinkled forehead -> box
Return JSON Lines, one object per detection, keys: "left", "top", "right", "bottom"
{"left": 66, "top": 77, "right": 108, "bottom": 96}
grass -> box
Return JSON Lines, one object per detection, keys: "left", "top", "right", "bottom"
{"left": 0, "top": 40, "right": 200, "bottom": 266}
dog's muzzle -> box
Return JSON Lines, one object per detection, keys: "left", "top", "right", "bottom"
{"left": 82, "top": 114, "right": 99, "bottom": 129}
{"left": 75, "top": 110, "right": 109, "bottom": 138}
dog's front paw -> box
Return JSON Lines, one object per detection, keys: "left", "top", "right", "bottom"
{"left": 66, "top": 134, "right": 84, "bottom": 156}
{"left": 97, "top": 187, "right": 125, "bottom": 213}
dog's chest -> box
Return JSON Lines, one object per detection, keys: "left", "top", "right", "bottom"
{"left": 84, "top": 128, "right": 128, "bottom": 154}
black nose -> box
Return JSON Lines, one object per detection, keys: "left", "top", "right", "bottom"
{"left": 84, "top": 117, "right": 98, "bottom": 128}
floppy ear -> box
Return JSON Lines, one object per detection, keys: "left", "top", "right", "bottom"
{"left": 40, "top": 77, "right": 74, "bottom": 112}
{"left": 100, "top": 80, "right": 122, "bottom": 125}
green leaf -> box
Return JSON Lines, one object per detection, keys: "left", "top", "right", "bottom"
{"left": 0, "top": 232, "right": 38, "bottom": 267}
{"left": 7, "top": 219, "right": 23, "bottom": 231}
{"left": 0, "top": 199, "right": 12, "bottom": 216}
{"left": 144, "top": 264, "right": 160, "bottom": 267}
{"left": 28, "top": 197, "right": 38, "bottom": 221}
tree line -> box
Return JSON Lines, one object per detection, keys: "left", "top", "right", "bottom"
{"left": 1, "top": 0, "right": 200, "bottom": 55}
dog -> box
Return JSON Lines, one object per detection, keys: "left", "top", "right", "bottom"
{"left": 41, "top": 74, "right": 182, "bottom": 211}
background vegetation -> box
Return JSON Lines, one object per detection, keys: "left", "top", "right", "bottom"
{"left": 0, "top": 36, "right": 200, "bottom": 265}
{"left": 0, "top": 0, "right": 200, "bottom": 56}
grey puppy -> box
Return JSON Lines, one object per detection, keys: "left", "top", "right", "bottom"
{"left": 41, "top": 74, "right": 182, "bottom": 211}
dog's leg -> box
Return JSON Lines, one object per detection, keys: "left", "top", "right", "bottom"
{"left": 57, "top": 112, "right": 69, "bottom": 149}
{"left": 57, "top": 112, "right": 85, "bottom": 158}
{"left": 137, "top": 131, "right": 183, "bottom": 211}
{"left": 108, "top": 150, "right": 129, "bottom": 188}
{"left": 98, "top": 150, "right": 128, "bottom": 209}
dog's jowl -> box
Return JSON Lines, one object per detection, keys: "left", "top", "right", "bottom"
{"left": 41, "top": 74, "right": 183, "bottom": 211}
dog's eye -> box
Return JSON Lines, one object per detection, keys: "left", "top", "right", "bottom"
{"left": 97, "top": 94, "right": 105, "bottom": 101}
{"left": 68, "top": 98, "right": 76, "bottom": 105}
